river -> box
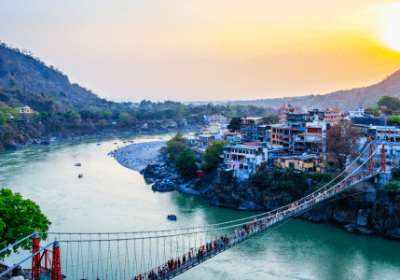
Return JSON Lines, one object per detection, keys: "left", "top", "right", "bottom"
{"left": 1, "top": 133, "right": 400, "bottom": 280}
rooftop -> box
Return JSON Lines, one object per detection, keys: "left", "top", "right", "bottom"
{"left": 278, "top": 154, "right": 320, "bottom": 161}
{"left": 224, "top": 144, "right": 259, "bottom": 151}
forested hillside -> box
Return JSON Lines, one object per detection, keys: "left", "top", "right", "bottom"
{"left": 0, "top": 42, "right": 128, "bottom": 113}
{"left": 0, "top": 42, "right": 276, "bottom": 149}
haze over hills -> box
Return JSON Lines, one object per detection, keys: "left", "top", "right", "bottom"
{"left": 0, "top": 43, "right": 127, "bottom": 113}
{"left": 222, "top": 70, "right": 400, "bottom": 111}
{"left": 1, "top": 41, "right": 400, "bottom": 113}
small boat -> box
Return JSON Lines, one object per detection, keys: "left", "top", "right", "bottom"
{"left": 75, "top": 163, "right": 81, "bottom": 167}
{"left": 78, "top": 174, "right": 83, "bottom": 178}
{"left": 97, "top": 143, "right": 101, "bottom": 146}
{"left": 167, "top": 215, "right": 177, "bottom": 221}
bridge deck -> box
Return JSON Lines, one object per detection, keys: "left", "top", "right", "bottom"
{"left": 137, "top": 168, "right": 383, "bottom": 280}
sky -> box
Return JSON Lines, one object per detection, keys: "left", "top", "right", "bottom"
{"left": 1, "top": 1, "right": 400, "bottom": 102}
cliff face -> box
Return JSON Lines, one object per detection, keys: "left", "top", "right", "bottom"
{"left": 142, "top": 164, "right": 400, "bottom": 240}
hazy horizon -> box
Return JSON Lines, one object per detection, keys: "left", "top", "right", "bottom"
{"left": 1, "top": 1, "right": 400, "bottom": 102}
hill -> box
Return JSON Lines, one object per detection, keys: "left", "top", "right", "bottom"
{"left": 0, "top": 42, "right": 125, "bottom": 113}
{"left": 226, "top": 70, "right": 400, "bottom": 110}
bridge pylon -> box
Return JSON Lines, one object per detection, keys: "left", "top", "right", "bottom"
{"left": 51, "top": 241, "right": 62, "bottom": 280}
{"left": 31, "top": 232, "right": 41, "bottom": 280}
{"left": 381, "top": 143, "right": 386, "bottom": 172}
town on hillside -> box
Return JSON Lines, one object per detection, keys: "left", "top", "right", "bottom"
{"left": 157, "top": 101, "right": 400, "bottom": 180}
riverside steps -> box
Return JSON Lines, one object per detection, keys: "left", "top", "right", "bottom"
{"left": 1, "top": 142, "right": 396, "bottom": 280}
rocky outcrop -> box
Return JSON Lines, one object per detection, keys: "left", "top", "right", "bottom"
{"left": 140, "top": 164, "right": 400, "bottom": 241}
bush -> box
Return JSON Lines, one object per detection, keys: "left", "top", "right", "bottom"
{"left": 249, "top": 171, "right": 272, "bottom": 190}
{"left": 384, "top": 181, "right": 400, "bottom": 195}
{"left": 175, "top": 148, "right": 197, "bottom": 177}
{"left": 167, "top": 133, "right": 187, "bottom": 162}
{"left": 202, "top": 140, "right": 228, "bottom": 172}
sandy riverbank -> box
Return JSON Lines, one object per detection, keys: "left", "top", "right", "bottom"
{"left": 108, "top": 141, "right": 167, "bottom": 171}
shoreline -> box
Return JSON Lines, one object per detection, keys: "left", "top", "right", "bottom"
{"left": 108, "top": 141, "right": 168, "bottom": 171}
{"left": 0, "top": 127, "right": 197, "bottom": 152}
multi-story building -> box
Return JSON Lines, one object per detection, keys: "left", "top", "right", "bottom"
{"left": 257, "top": 125, "right": 272, "bottom": 143}
{"left": 241, "top": 117, "right": 264, "bottom": 142}
{"left": 270, "top": 123, "right": 305, "bottom": 153}
{"left": 197, "top": 126, "right": 215, "bottom": 148}
{"left": 347, "top": 107, "right": 364, "bottom": 118}
{"left": 210, "top": 114, "right": 229, "bottom": 124}
{"left": 303, "top": 116, "right": 327, "bottom": 152}
{"left": 222, "top": 143, "right": 268, "bottom": 179}
{"left": 366, "top": 126, "right": 400, "bottom": 142}
{"left": 325, "top": 108, "right": 341, "bottom": 124}
{"left": 16, "top": 105, "right": 36, "bottom": 114}
{"left": 278, "top": 103, "right": 290, "bottom": 124}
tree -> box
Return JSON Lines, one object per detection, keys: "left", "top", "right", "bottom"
{"left": 175, "top": 148, "right": 197, "bottom": 177}
{"left": 378, "top": 96, "right": 400, "bottom": 111}
{"left": 0, "top": 188, "right": 51, "bottom": 257}
{"left": 0, "top": 111, "right": 5, "bottom": 125}
{"left": 381, "top": 108, "right": 394, "bottom": 116}
{"left": 39, "top": 112, "right": 49, "bottom": 122}
{"left": 227, "top": 117, "right": 242, "bottom": 132}
{"left": 325, "top": 122, "right": 359, "bottom": 171}
{"left": 166, "top": 133, "right": 187, "bottom": 161}
{"left": 388, "top": 116, "right": 400, "bottom": 126}
{"left": 384, "top": 181, "right": 400, "bottom": 195}
{"left": 68, "top": 111, "right": 81, "bottom": 123}
{"left": 365, "top": 106, "right": 380, "bottom": 117}
{"left": 202, "top": 140, "right": 228, "bottom": 171}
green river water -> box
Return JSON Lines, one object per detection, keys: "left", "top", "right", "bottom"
{"left": 1, "top": 133, "right": 400, "bottom": 280}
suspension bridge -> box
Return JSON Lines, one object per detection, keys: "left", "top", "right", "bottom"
{"left": 0, "top": 142, "right": 394, "bottom": 280}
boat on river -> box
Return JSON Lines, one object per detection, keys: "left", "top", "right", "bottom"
{"left": 75, "top": 163, "right": 81, "bottom": 167}
{"left": 78, "top": 174, "right": 83, "bottom": 178}
{"left": 167, "top": 215, "right": 177, "bottom": 221}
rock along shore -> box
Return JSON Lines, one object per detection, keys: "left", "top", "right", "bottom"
{"left": 139, "top": 162, "right": 400, "bottom": 241}
{"left": 108, "top": 141, "right": 167, "bottom": 171}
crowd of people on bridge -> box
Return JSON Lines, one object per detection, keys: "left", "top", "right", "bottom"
{"left": 132, "top": 167, "right": 379, "bottom": 280}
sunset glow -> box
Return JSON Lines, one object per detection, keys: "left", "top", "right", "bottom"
{"left": 1, "top": 1, "right": 400, "bottom": 101}
{"left": 382, "top": 9, "right": 400, "bottom": 52}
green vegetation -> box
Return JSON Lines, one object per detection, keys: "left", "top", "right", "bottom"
{"left": 175, "top": 148, "right": 197, "bottom": 177}
{"left": 227, "top": 117, "right": 242, "bottom": 132}
{"left": 166, "top": 133, "right": 188, "bottom": 162}
{"left": 377, "top": 96, "right": 400, "bottom": 112}
{"left": 0, "top": 43, "right": 279, "bottom": 148}
{"left": 383, "top": 181, "right": 400, "bottom": 195}
{"left": 250, "top": 168, "right": 332, "bottom": 198}
{"left": 202, "top": 140, "right": 229, "bottom": 172}
{"left": 0, "top": 188, "right": 51, "bottom": 257}
{"left": 388, "top": 116, "right": 400, "bottom": 126}
{"left": 365, "top": 106, "right": 380, "bottom": 116}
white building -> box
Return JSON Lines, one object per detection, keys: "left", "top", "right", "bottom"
{"left": 347, "top": 107, "right": 364, "bottom": 118}
{"left": 222, "top": 143, "right": 268, "bottom": 179}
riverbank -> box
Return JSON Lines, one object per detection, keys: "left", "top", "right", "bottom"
{"left": 108, "top": 141, "right": 167, "bottom": 171}
{"left": 0, "top": 125, "right": 198, "bottom": 151}
{"left": 2, "top": 134, "right": 400, "bottom": 279}
{"left": 139, "top": 162, "right": 400, "bottom": 241}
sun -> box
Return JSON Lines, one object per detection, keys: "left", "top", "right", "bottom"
{"left": 381, "top": 10, "right": 400, "bottom": 52}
